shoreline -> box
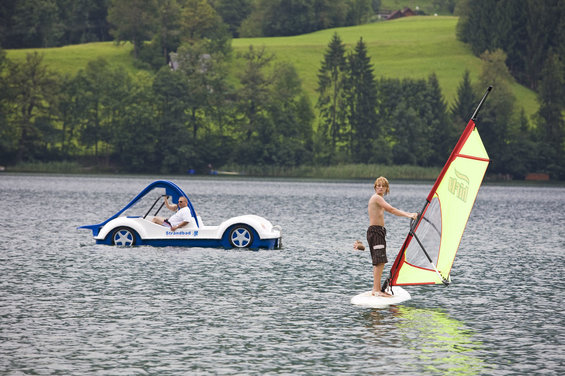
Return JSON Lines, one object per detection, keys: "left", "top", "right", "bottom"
{"left": 2, "top": 164, "right": 563, "bottom": 185}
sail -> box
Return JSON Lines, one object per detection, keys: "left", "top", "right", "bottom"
{"left": 387, "top": 87, "right": 492, "bottom": 287}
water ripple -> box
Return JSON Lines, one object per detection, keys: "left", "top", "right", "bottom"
{"left": 1, "top": 176, "right": 564, "bottom": 374}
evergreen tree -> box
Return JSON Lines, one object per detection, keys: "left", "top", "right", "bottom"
{"left": 494, "top": 0, "right": 528, "bottom": 84}
{"left": 345, "top": 37, "right": 378, "bottom": 163}
{"left": 457, "top": 0, "right": 565, "bottom": 91}
{"left": 61, "top": 0, "right": 111, "bottom": 45}
{"left": 9, "top": 0, "right": 63, "bottom": 47}
{"left": 260, "top": 0, "right": 314, "bottom": 37}
{"left": 456, "top": 0, "right": 497, "bottom": 56}
{"left": 3, "top": 0, "right": 111, "bottom": 48}
{"left": 312, "top": 0, "right": 347, "bottom": 30}
{"left": 316, "top": 33, "right": 347, "bottom": 163}
{"left": 211, "top": 0, "right": 252, "bottom": 37}
{"left": 523, "top": 1, "right": 550, "bottom": 89}
{"left": 370, "top": 0, "right": 381, "bottom": 13}
{"left": 451, "top": 70, "right": 476, "bottom": 122}
{"left": 345, "top": 0, "right": 371, "bottom": 26}
{"left": 503, "top": 108, "right": 538, "bottom": 179}
{"left": 450, "top": 70, "right": 476, "bottom": 155}
{"left": 536, "top": 52, "right": 565, "bottom": 178}
{"left": 426, "top": 73, "right": 450, "bottom": 165}
{"left": 240, "top": 0, "right": 369, "bottom": 38}
{"left": 0, "top": 0, "right": 16, "bottom": 47}
{"left": 475, "top": 49, "right": 515, "bottom": 174}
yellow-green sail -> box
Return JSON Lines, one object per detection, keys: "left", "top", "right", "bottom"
{"left": 387, "top": 88, "right": 491, "bottom": 287}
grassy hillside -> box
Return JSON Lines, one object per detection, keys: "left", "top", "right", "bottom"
{"left": 6, "top": 16, "right": 539, "bottom": 117}
{"left": 232, "top": 16, "right": 538, "bottom": 117}
{"left": 6, "top": 41, "right": 142, "bottom": 76}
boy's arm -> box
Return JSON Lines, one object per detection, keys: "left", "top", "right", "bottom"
{"left": 376, "top": 195, "right": 417, "bottom": 219}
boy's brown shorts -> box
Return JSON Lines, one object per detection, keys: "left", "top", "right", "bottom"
{"left": 367, "top": 225, "right": 387, "bottom": 265}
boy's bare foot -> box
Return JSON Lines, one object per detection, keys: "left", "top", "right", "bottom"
{"left": 372, "top": 290, "right": 393, "bottom": 298}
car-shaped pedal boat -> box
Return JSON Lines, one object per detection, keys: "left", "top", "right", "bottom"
{"left": 79, "top": 180, "right": 282, "bottom": 249}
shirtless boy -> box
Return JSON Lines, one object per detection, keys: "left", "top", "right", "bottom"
{"left": 366, "top": 176, "right": 417, "bottom": 297}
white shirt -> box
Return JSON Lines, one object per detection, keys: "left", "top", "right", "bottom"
{"left": 168, "top": 207, "right": 192, "bottom": 227}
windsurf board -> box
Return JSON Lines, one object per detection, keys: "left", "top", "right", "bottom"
{"left": 351, "top": 286, "right": 411, "bottom": 308}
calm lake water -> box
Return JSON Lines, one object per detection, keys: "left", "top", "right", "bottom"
{"left": 1, "top": 174, "right": 564, "bottom": 375}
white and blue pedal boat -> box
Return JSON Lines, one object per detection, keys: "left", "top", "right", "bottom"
{"left": 79, "top": 180, "right": 282, "bottom": 249}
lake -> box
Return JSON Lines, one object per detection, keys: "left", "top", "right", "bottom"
{"left": 0, "top": 174, "right": 563, "bottom": 375}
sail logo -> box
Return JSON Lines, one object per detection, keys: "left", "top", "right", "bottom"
{"left": 448, "top": 169, "right": 469, "bottom": 202}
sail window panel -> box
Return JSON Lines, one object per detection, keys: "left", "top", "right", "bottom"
{"left": 405, "top": 197, "right": 442, "bottom": 269}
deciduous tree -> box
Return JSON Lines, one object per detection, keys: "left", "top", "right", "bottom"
{"left": 236, "top": 45, "right": 274, "bottom": 143}
{"left": 107, "top": 0, "right": 157, "bottom": 58}
{"left": 181, "top": 0, "right": 222, "bottom": 42}
{"left": 267, "top": 62, "right": 314, "bottom": 166}
{"left": 6, "top": 52, "right": 59, "bottom": 163}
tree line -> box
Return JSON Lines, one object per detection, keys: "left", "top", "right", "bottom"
{"left": 0, "top": 40, "right": 315, "bottom": 173}
{"left": 1, "top": 30, "right": 562, "bottom": 178}
{"left": 456, "top": 0, "right": 564, "bottom": 179}
{"left": 0, "top": 0, "right": 382, "bottom": 50}
{"left": 315, "top": 34, "right": 563, "bottom": 179}
{"left": 457, "top": 0, "right": 564, "bottom": 92}
{"left": 1, "top": 0, "right": 563, "bottom": 179}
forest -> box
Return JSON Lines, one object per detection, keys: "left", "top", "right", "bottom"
{"left": 0, "top": 0, "right": 563, "bottom": 179}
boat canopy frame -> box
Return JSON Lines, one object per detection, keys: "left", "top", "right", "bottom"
{"left": 78, "top": 180, "right": 200, "bottom": 236}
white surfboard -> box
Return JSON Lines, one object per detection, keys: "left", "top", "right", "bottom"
{"left": 351, "top": 286, "right": 411, "bottom": 308}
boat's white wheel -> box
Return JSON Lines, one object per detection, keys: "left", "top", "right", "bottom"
{"left": 112, "top": 227, "right": 136, "bottom": 247}
{"left": 229, "top": 225, "right": 253, "bottom": 248}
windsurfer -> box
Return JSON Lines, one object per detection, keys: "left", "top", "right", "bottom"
{"left": 367, "top": 176, "right": 417, "bottom": 297}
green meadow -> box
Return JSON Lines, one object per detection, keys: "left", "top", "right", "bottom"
{"left": 232, "top": 16, "right": 538, "bottom": 117}
{"left": 6, "top": 16, "right": 539, "bottom": 117}
{"left": 6, "top": 41, "right": 142, "bottom": 76}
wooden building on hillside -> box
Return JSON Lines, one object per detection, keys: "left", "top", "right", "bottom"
{"left": 387, "top": 7, "right": 416, "bottom": 20}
